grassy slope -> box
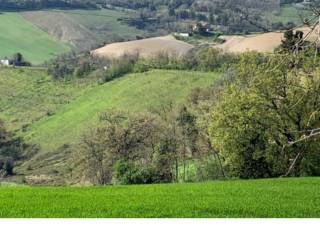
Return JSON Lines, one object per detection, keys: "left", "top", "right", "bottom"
{"left": 24, "top": 70, "right": 219, "bottom": 151}
{"left": 0, "top": 68, "right": 86, "bottom": 132}
{"left": 0, "top": 12, "right": 71, "bottom": 64}
{"left": 0, "top": 178, "right": 319, "bottom": 218}
{"left": 0, "top": 68, "right": 218, "bottom": 177}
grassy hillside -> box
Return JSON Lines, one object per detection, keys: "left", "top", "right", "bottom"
{"left": 0, "top": 12, "right": 71, "bottom": 64}
{"left": 25, "top": 70, "right": 219, "bottom": 151}
{"left": 0, "top": 67, "right": 218, "bottom": 180}
{"left": 21, "top": 9, "right": 146, "bottom": 51}
{"left": 0, "top": 177, "right": 319, "bottom": 217}
{"left": 0, "top": 67, "right": 86, "bottom": 132}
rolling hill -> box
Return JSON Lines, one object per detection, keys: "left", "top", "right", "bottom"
{"left": 217, "top": 27, "right": 317, "bottom": 53}
{"left": 0, "top": 67, "right": 219, "bottom": 182}
{"left": 92, "top": 35, "right": 194, "bottom": 58}
{"left": 25, "top": 69, "right": 218, "bottom": 151}
{"left": 0, "top": 12, "right": 71, "bottom": 64}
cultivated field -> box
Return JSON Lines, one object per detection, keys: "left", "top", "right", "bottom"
{"left": 0, "top": 12, "right": 71, "bottom": 64}
{"left": 217, "top": 27, "right": 317, "bottom": 53}
{"left": 92, "top": 35, "right": 194, "bottom": 58}
{"left": 0, "top": 178, "right": 319, "bottom": 218}
{"left": 21, "top": 9, "right": 146, "bottom": 50}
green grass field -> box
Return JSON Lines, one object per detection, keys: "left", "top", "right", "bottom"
{"left": 0, "top": 178, "right": 319, "bottom": 218}
{"left": 0, "top": 12, "right": 71, "bottom": 64}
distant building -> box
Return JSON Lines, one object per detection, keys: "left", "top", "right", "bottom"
{"left": 179, "top": 33, "right": 191, "bottom": 37}
{"left": 0, "top": 59, "right": 11, "bottom": 66}
{"left": 192, "top": 22, "right": 212, "bottom": 35}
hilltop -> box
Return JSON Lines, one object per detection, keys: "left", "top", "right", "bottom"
{"left": 92, "top": 35, "right": 194, "bottom": 58}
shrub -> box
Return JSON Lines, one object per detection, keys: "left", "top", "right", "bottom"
{"left": 114, "top": 160, "right": 154, "bottom": 184}
{"left": 104, "top": 59, "right": 135, "bottom": 82}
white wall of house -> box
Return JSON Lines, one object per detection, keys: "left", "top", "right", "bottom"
{"left": 179, "top": 33, "right": 190, "bottom": 37}
{"left": 0, "top": 59, "right": 10, "bottom": 66}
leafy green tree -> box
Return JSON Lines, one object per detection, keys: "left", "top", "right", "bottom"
{"left": 209, "top": 51, "right": 320, "bottom": 178}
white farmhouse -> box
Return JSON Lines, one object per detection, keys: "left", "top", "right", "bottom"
{"left": 0, "top": 59, "right": 10, "bottom": 66}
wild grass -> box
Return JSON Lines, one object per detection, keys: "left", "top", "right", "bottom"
{"left": 0, "top": 67, "right": 86, "bottom": 133}
{"left": 0, "top": 178, "right": 319, "bottom": 218}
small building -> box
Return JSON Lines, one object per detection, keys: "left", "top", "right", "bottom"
{"left": 0, "top": 59, "right": 11, "bottom": 66}
{"left": 179, "top": 33, "right": 191, "bottom": 37}
{"left": 192, "top": 22, "right": 213, "bottom": 35}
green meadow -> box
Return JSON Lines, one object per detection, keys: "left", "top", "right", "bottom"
{"left": 0, "top": 12, "right": 71, "bottom": 64}
{"left": 0, "top": 178, "right": 319, "bottom": 218}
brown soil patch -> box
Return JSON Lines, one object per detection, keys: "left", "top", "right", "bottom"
{"left": 92, "top": 35, "right": 194, "bottom": 58}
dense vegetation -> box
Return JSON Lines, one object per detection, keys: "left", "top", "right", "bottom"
{"left": 103, "top": 0, "right": 306, "bottom": 33}
{"left": 1, "top": 0, "right": 307, "bottom": 37}
{"left": 0, "top": 178, "right": 319, "bottom": 217}
{"left": 0, "top": 121, "right": 27, "bottom": 177}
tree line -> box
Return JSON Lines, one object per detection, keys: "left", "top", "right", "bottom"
{"left": 0, "top": 0, "right": 97, "bottom": 11}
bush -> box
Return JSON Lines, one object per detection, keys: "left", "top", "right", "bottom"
{"left": 74, "top": 59, "right": 92, "bottom": 77}
{"left": 104, "top": 59, "right": 135, "bottom": 82}
{"left": 114, "top": 160, "right": 154, "bottom": 184}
